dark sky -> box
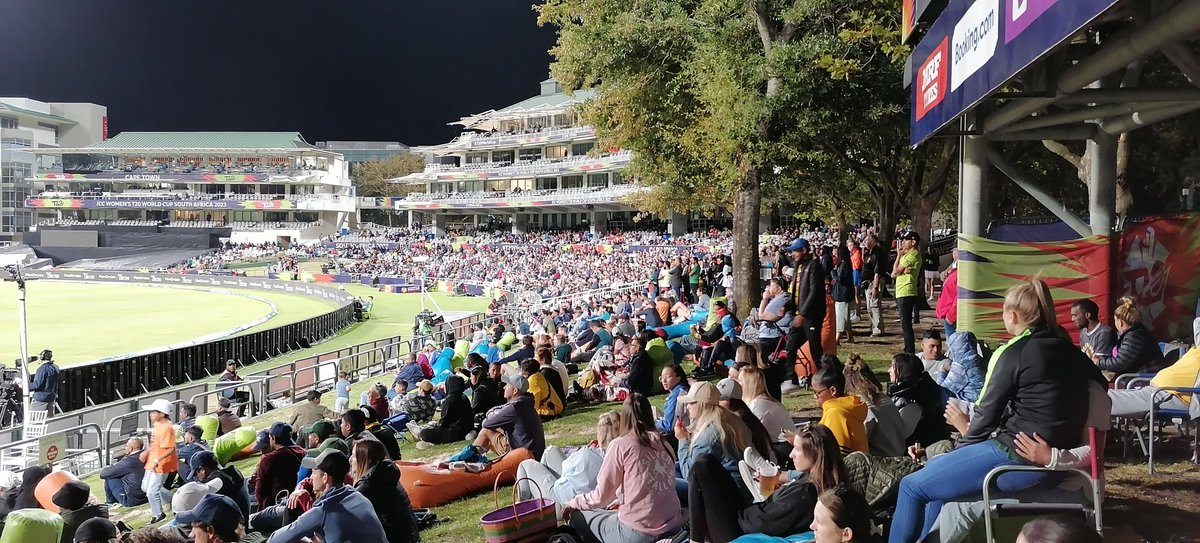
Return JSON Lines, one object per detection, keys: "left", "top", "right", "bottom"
{"left": 0, "top": 0, "right": 558, "bottom": 146}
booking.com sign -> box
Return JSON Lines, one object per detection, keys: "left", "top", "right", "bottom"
{"left": 909, "top": 0, "right": 1121, "bottom": 146}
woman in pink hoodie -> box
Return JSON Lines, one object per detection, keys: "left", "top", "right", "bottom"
{"left": 562, "top": 393, "right": 683, "bottom": 543}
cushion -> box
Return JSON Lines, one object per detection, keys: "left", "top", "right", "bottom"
{"left": 399, "top": 448, "right": 534, "bottom": 509}
{"left": 497, "top": 332, "right": 518, "bottom": 350}
{"left": 213, "top": 425, "right": 257, "bottom": 465}
{"left": 195, "top": 415, "right": 220, "bottom": 442}
{"left": 0, "top": 508, "right": 63, "bottom": 543}
{"left": 34, "top": 470, "right": 79, "bottom": 514}
{"left": 452, "top": 340, "right": 470, "bottom": 367}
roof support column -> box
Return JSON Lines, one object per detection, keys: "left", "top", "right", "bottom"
{"left": 668, "top": 211, "right": 687, "bottom": 238}
{"left": 958, "top": 114, "right": 990, "bottom": 238}
{"left": 590, "top": 211, "right": 608, "bottom": 237}
{"left": 511, "top": 214, "right": 528, "bottom": 235}
{"left": 1088, "top": 133, "right": 1119, "bottom": 235}
{"left": 432, "top": 213, "right": 446, "bottom": 237}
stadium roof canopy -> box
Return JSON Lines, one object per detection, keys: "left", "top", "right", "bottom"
{"left": 0, "top": 101, "right": 77, "bottom": 126}
{"left": 452, "top": 88, "right": 597, "bottom": 131}
{"left": 35, "top": 131, "right": 341, "bottom": 158}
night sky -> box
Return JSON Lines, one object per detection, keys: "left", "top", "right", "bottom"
{"left": 0, "top": 0, "right": 558, "bottom": 146}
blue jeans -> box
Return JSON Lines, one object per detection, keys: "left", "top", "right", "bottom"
{"left": 888, "top": 440, "right": 1049, "bottom": 543}
{"left": 105, "top": 478, "right": 130, "bottom": 506}
{"left": 143, "top": 472, "right": 168, "bottom": 518}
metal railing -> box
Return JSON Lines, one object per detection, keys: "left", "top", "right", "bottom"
{"left": 0, "top": 423, "right": 104, "bottom": 476}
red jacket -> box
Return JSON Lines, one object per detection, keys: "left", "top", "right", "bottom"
{"left": 935, "top": 267, "right": 958, "bottom": 324}
{"left": 254, "top": 445, "right": 305, "bottom": 508}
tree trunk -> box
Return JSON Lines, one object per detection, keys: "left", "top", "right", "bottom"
{"left": 832, "top": 200, "right": 849, "bottom": 249}
{"left": 878, "top": 190, "right": 898, "bottom": 256}
{"left": 732, "top": 164, "right": 763, "bottom": 320}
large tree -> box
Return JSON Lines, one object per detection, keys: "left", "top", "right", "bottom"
{"left": 352, "top": 153, "right": 425, "bottom": 225}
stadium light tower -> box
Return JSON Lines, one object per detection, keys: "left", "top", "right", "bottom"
{"left": 1, "top": 264, "right": 32, "bottom": 425}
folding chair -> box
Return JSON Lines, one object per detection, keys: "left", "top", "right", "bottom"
{"left": 982, "top": 427, "right": 1105, "bottom": 542}
{"left": 0, "top": 410, "right": 49, "bottom": 470}
{"left": 1147, "top": 371, "right": 1200, "bottom": 474}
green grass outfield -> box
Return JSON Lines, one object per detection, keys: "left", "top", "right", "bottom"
{"left": 0, "top": 282, "right": 340, "bottom": 366}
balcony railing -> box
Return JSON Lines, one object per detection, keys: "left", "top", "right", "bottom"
{"left": 396, "top": 184, "right": 644, "bottom": 208}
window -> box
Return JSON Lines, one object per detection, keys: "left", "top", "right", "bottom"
{"left": 0, "top": 117, "right": 16, "bottom": 129}
{"left": 466, "top": 152, "right": 490, "bottom": 164}
{"left": 561, "top": 175, "right": 584, "bottom": 189}
{"left": 544, "top": 145, "right": 568, "bottom": 159}
{"left": 611, "top": 171, "right": 627, "bottom": 185}
{"left": 518, "top": 148, "right": 542, "bottom": 162}
{"left": 492, "top": 150, "right": 514, "bottom": 163}
{"left": 571, "top": 142, "right": 594, "bottom": 156}
{"left": 588, "top": 173, "right": 608, "bottom": 188}
{"left": 536, "top": 178, "right": 557, "bottom": 190}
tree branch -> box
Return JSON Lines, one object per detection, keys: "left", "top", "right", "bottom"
{"left": 1041, "top": 140, "right": 1084, "bottom": 175}
{"left": 750, "top": 0, "right": 777, "bottom": 51}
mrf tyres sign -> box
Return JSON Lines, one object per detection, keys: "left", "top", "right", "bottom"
{"left": 909, "top": 0, "right": 1121, "bottom": 146}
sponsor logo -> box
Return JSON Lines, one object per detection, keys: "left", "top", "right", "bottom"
{"left": 122, "top": 175, "right": 162, "bottom": 180}
{"left": 916, "top": 38, "right": 950, "bottom": 121}
{"left": 951, "top": 0, "right": 1000, "bottom": 91}
{"left": 1005, "top": 0, "right": 1058, "bottom": 43}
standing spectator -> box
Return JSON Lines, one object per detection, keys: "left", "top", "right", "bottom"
{"left": 176, "top": 427, "right": 210, "bottom": 485}
{"left": 265, "top": 450, "right": 388, "bottom": 543}
{"left": 334, "top": 371, "right": 352, "bottom": 415}
{"left": 847, "top": 238, "right": 863, "bottom": 322}
{"left": 687, "top": 257, "right": 702, "bottom": 304}
{"left": 176, "top": 494, "right": 245, "bottom": 543}
{"left": 141, "top": 399, "right": 179, "bottom": 524}
{"left": 350, "top": 440, "right": 420, "bottom": 543}
{"left": 28, "top": 350, "right": 60, "bottom": 414}
{"left": 935, "top": 249, "right": 959, "bottom": 338}
{"left": 253, "top": 423, "right": 305, "bottom": 509}
{"left": 217, "top": 360, "right": 246, "bottom": 415}
{"left": 1070, "top": 299, "right": 1117, "bottom": 359}
{"left": 861, "top": 235, "right": 888, "bottom": 337}
{"left": 215, "top": 399, "right": 241, "bottom": 436}
{"left": 471, "top": 374, "right": 546, "bottom": 460}
{"left": 786, "top": 239, "right": 827, "bottom": 384}
{"left": 923, "top": 246, "right": 941, "bottom": 303}
{"left": 100, "top": 437, "right": 148, "bottom": 508}
{"left": 289, "top": 390, "right": 335, "bottom": 432}
{"left": 892, "top": 231, "right": 922, "bottom": 354}
{"left": 830, "top": 248, "right": 855, "bottom": 345}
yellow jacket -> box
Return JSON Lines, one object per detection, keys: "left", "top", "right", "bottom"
{"left": 1152, "top": 348, "right": 1200, "bottom": 405}
{"left": 528, "top": 372, "right": 564, "bottom": 417}
{"left": 819, "top": 395, "right": 869, "bottom": 455}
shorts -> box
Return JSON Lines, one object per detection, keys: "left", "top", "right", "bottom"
{"left": 851, "top": 270, "right": 862, "bottom": 287}
{"left": 924, "top": 270, "right": 939, "bottom": 280}
{"left": 334, "top": 397, "right": 349, "bottom": 413}
{"left": 835, "top": 302, "right": 850, "bottom": 333}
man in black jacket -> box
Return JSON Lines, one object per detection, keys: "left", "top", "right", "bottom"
{"left": 785, "top": 238, "right": 827, "bottom": 381}
{"left": 99, "top": 437, "right": 148, "bottom": 508}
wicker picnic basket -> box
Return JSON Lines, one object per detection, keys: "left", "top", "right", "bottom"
{"left": 480, "top": 475, "right": 557, "bottom": 543}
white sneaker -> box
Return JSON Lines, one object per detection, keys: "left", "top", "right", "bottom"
{"left": 415, "top": 440, "right": 433, "bottom": 450}
{"left": 744, "top": 446, "right": 776, "bottom": 474}
{"left": 781, "top": 381, "right": 801, "bottom": 396}
{"left": 406, "top": 422, "right": 423, "bottom": 440}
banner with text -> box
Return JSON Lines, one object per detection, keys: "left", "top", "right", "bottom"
{"left": 25, "top": 197, "right": 298, "bottom": 210}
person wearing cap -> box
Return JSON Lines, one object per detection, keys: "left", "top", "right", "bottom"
{"left": 177, "top": 426, "right": 210, "bottom": 485}
{"left": 300, "top": 420, "right": 337, "bottom": 450}
{"left": 28, "top": 349, "right": 59, "bottom": 415}
{"left": 218, "top": 360, "right": 248, "bottom": 416}
{"left": 403, "top": 380, "right": 437, "bottom": 423}
{"left": 215, "top": 398, "right": 241, "bottom": 437}
{"left": 140, "top": 398, "right": 178, "bottom": 524}
{"left": 471, "top": 373, "right": 546, "bottom": 460}
{"left": 191, "top": 451, "right": 251, "bottom": 523}
{"left": 673, "top": 381, "right": 752, "bottom": 502}
{"left": 73, "top": 517, "right": 118, "bottom": 543}
{"left": 99, "top": 437, "right": 148, "bottom": 508}
{"left": 0, "top": 469, "right": 17, "bottom": 521}
{"left": 288, "top": 390, "right": 335, "bottom": 432}
{"left": 265, "top": 450, "right": 387, "bottom": 543}
{"left": 177, "top": 494, "right": 245, "bottom": 543}
{"left": 253, "top": 423, "right": 306, "bottom": 509}
{"left": 892, "top": 230, "right": 923, "bottom": 354}
{"left": 294, "top": 437, "right": 349, "bottom": 487}
{"left": 785, "top": 237, "right": 827, "bottom": 388}
{"left": 53, "top": 479, "right": 109, "bottom": 543}
{"left": 159, "top": 481, "right": 210, "bottom": 539}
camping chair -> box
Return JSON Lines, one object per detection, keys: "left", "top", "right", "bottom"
{"left": 1114, "top": 371, "right": 1200, "bottom": 473}
{"left": 982, "top": 427, "right": 1105, "bottom": 542}
{"left": 0, "top": 410, "right": 49, "bottom": 470}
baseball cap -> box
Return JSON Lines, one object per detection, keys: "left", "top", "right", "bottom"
{"left": 306, "top": 437, "right": 349, "bottom": 457}
{"left": 0, "top": 470, "right": 17, "bottom": 490}
{"left": 501, "top": 373, "right": 529, "bottom": 394}
{"left": 175, "top": 494, "right": 242, "bottom": 541}
{"left": 786, "top": 238, "right": 811, "bottom": 252}
{"left": 171, "top": 482, "right": 210, "bottom": 515}
{"left": 301, "top": 420, "right": 337, "bottom": 442}
{"left": 73, "top": 517, "right": 118, "bottom": 543}
{"left": 190, "top": 450, "right": 220, "bottom": 471}
{"left": 899, "top": 230, "right": 921, "bottom": 242}
{"left": 677, "top": 381, "right": 721, "bottom": 406}
{"left": 268, "top": 422, "right": 295, "bottom": 447}
{"left": 302, "top": 449, "right": 351, "bottom": 481}
{"left": 251, "top": 430, "right": 271, "bottom": 452}
{"left": 716, "top": 378, "right": 742, "bottom": 401}
{"left": 140, "top": 399, "right": 172, "bottom": 415}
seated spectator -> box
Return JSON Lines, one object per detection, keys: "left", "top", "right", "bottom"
{"left": 416, "top": 343, "right": 437, "bottom": 379}
{"left": 295, "top": 436, "right": 349, "bottom": 487}
{"left": 523, "top": 358, "right": 564, "bottom": 420}
{"left": 360, "top": 407, "right": 402, "bottom": 461}
{"left": 561, "top": 393, "right": 683, "bottom": 543}
{"left": 916, "top": 330, "right": 950, "bottom": 375}
{"left": 499, "top": 335, "right": 536, "bottom": 365}
{"left": 176, "top": 494, "right": 246, "bottom": 543}
{"left": 289, "top": 390, "right": 335, "bottom": 431}
{"left": 813, "top": 361, "right": 869, "bottom": 455}
{"left": 192, "top": 451, "right": 251, "bottom": 523}
{"left": 368, "top": 384, "right": 391, "bottom": 420}
{"left": 718, "top": 379, "right": 778, "bottom": 465}
{"left": 689, "top": 425, "right": 847, "bottom": 542}
{"left": 888, "top": 352, "right": 948, "bottom": 447}
{"left": 1070, "top": 299, "right": 1116, "bottom": 358}
{"left": 469, "top": 366, "right": 503, "bottom": 418}
{"left": 471, "top": 374, "right": 546, "bottom": 460}
{"left": 1093, "top": 296, "right": 1166, "bottom": 377}
{"left": 737, "top": 365, "right": 796, "bottom": 460}
{"left": 538, "top": 347, "right": 569, "bottom": 406}
{"left": 73, "top": 518, "right": 119, "bottom": 543}
{"left": 654, "top": 365, "right": 690, "bottom": 436}
{"left": 100, "top": 437, "right": 149, "bottom": 508}
{"left": 176, "top": 427, "right": 209, "bottom": 485}
{"left": 0, "top": 470, "right": 16, "bottom": 520}
{"left": 1016, "top": 517, "right": 1102, "bottom": 543}
{"left": 842, "top": 355, "right": 906, "bottom": 458}
{"left": 405, "top": 381, "right": 437, "bottom": 424}
{"left": 624, "top": 336, "right": 655, "bottom": 398}
{"left": 215, "top": 398, "right": 241, "bottom": 436}
{"left": 554, "top": 334, "right": 573, "bottom": 365}
{"left": 517, "top": 412, "right": 619, "bottom": 516}
{"left": 265, "top": 450, "right": 388, "bottom": 543}
{"left": 177, "top": 403, "right": 198, "bottom": 434}
{"left": 1110, "top": 322, "right": 1200, "bottom": 417}
{"left": 254, "top": 423, "right": 305, "bottom": 509}
{"left": 13, "top": 465, "right": 49, "bottom": 510}
{"left": 695, "top": 299, "right": 738, "bottom": 377}
{"left": 572, "top": 320, "right": 614, "bottom": 364}
{"left": 809, "top": 485, "right": 874, "bottom": 543}
{"left": 395, "top": 354, "right": 426, "bottom": 390}
{"left": 888, "top": 279, "right": 1106, "bottom": 543}
{"left": 53, "top": 480, "right": 109, "bottom": 543}
{"left": 386, "top": 380, "right": 411, "bottom": 425}
{"left": 162, "top": 482, "right": 210, "bottom": 538}
{"left": 349, "top": 440, "right": 420, "bottom": 543}
{"left": 935, "top": 331, "right": 987, "bottom": 404}
{"left": 411, "top": 374, "right": 473, "bottom": 447}
{"left": 676, "top": 382, "right": 753, "bottom": 502}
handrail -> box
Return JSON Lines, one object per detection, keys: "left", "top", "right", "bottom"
{"left": 0, "top": 423, "right": 105, "bottom": 476}
{"left": 101, "top": 399, "right": 186, "bottom": 465}
{"left": 189, "top": 378, "right": 273, "bottom": 418}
